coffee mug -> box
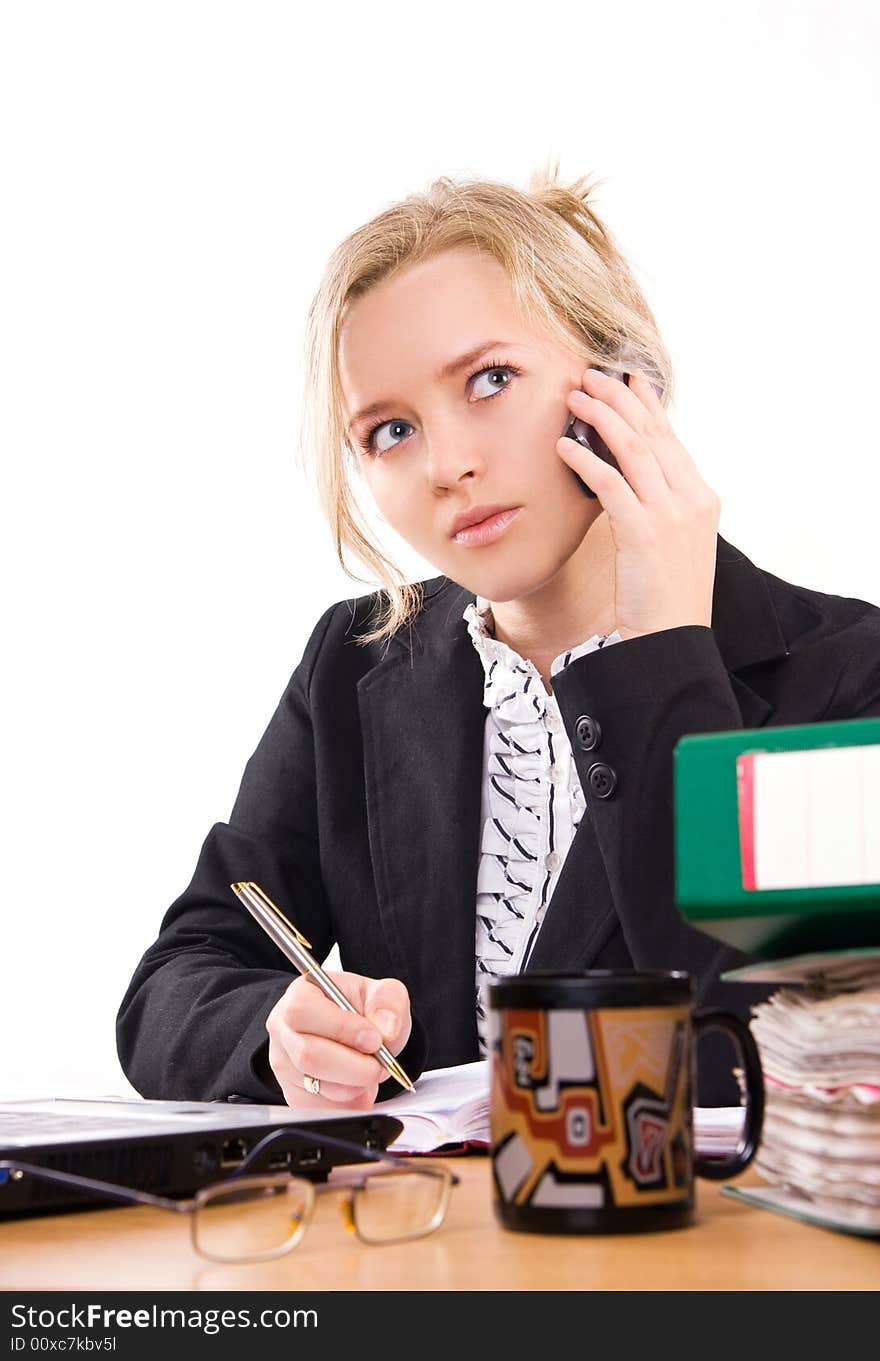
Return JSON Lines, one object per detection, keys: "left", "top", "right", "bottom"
{"left": 488, "top": 970, "right": 764, "bottom": 1233}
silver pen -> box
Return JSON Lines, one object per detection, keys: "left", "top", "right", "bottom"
{"left": 230, "top": 880, "right": 415, "bottom": 1092}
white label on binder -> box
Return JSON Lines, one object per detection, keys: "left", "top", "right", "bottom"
{"left": 747, "top": 744, "right": 880, "bottom": 890}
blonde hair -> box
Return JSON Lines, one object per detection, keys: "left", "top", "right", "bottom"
{"left": 298, "top": 162, "right": 674, "bottom": 647}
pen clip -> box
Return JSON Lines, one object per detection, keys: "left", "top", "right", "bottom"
{"left": 230, "top": 881, "right": 313, "bottom": 949}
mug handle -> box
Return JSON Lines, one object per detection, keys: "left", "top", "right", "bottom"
{"left": 691, "top": 1008, "right": 765, "bottom": 1182}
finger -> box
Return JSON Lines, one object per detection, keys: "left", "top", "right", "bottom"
{"left": 362, "top": 977, "right": 412, "bottom": 1053}
{"left": 557, "top": 433, "right": 645, "bottom": 533}
{"left": 281, "top": 980, "right": 385, "bottom": 1055}
{"left": 565, "top": 389, "right": 669, "bottom": 505}
{"left": 627, "top": 368, "right": 667, "bottom": 419}
{"left": 584, "top": 364, "right": 661, "bottom": 425}
{"left": 268, "top": 1035, "right": 379, "bottom": 1108}
{"left": 302, "top": 969, "right": 408, "bottom": 1051}
{"left": 303, "top": 969, "right": 371, "bottom": 1010}
{"left": 278, "top": 1024, "right": 388, "bottom": 1089}
{"left": 624, "top": 370, "right": 708, "bottom": 493}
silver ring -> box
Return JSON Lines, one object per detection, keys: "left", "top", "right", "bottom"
{"left": 303, "top": 1073, "right": 321, "bottom": 1096}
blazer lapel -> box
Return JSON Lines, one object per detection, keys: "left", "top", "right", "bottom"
{"left": 710, "top": 533, "right": 790, "bottom": 727}
{"left": 358, "top": 590, "right": 486, "bottom": 1059}
{"left": 525, "top": 814, "right": 619, "bottom": 972}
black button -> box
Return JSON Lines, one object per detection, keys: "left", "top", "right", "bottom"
{"left": 587, "top": 762, "right": 617, "bottom": 799}
{"left": 575, "top": 714, "right": 602, "bottom": 751}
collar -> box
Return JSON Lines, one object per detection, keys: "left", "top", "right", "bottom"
{"left": 709, "top": 534, "right": 790, "bottom": 671}
{"left": 462, "top": 595, "right": 617, "bottom": 716}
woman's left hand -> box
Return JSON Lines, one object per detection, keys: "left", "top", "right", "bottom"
{"left": 557, "top": 367, "right": 721, "bottom": 643}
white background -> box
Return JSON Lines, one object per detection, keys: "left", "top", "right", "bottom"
{"left": 2, "top": 1, "right": 878, "bottom": 1099}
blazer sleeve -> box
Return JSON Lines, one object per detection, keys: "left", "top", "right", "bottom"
{"left": 116, "top": 600, "right": 428, "bottom": 1104}
{"left": 552, "top": 626, "right": 796, "bottom": 1104}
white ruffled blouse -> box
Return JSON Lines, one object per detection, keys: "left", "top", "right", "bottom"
{"left": 462, "top": 596, "right": 622, "bottom": 1053}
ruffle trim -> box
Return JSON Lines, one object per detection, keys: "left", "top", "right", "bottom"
{"left": 462, "top": 596, "right": 622, "bottom": 1022}
{"left": 463, "top": 596, "right": 621, "bottom": 722}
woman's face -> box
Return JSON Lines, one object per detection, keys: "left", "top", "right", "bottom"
{"left": 338, "top": 245, "right": 603, "bottom": 603}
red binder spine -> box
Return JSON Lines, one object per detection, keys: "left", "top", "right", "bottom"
{"left": 737, "top": 753, "right": 757, "bottom": 891}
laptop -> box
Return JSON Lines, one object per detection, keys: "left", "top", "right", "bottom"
{"left": 0, "top": 1096, "right": 403, "bottom": 1218}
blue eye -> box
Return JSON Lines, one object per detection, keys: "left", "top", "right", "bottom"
{"left": 359, "top": 361, "right": 521, "bottom": 458}
{"left": 368, "top": 419, "right": 415, "bottom": 457}
{"left": 469, "top": 366, "right": 516, "bottom": 400}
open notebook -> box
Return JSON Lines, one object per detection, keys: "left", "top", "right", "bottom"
{"left": 381, "top": 1061, "right": 745, "bottom": 1156}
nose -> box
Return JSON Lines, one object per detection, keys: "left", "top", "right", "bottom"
{"left": 424, "top": 423, "right": 488, "bottom": 491}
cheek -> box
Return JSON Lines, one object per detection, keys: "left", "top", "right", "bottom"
{"left": 373, "top": 476, "right": 403, "bottom": 516}
{"left": 364, "top": 470, "right": 422, "bottom": 535}
{"left": 502, "top": 399, "right": 572, "bottom": 478}
{"left": 508, "top": 433, "right": 584, "bottom": 505}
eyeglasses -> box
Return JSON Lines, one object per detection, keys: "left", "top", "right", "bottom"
{"left": 0, "top": 1126, "right": 460, "bottom": 1264}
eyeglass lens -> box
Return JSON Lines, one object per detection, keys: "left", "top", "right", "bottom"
{"left": 353, "top": 1170, "right": 447, "bottom": 1243}
{"left": 192, "top": 1168, "right": 448, "bottom": 1261}
{"left": 194, "top": 1179, "right": 311, "bottom": 1262}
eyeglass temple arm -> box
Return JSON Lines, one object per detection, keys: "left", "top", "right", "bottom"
{"left": 0, "top": 1159, "right": 193, "bottom": 1214}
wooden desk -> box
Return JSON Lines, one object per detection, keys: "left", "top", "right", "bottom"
{"left": 1, "top": 1160, "right": 876, "bottom": 1291}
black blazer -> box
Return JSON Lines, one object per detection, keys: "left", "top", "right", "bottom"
{"left": 117, "top": 534, "right": 880, "bottom": 1105}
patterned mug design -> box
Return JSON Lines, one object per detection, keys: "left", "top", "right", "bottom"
{"left": 489, "top": 975, "right": 764, "bottom": 1234}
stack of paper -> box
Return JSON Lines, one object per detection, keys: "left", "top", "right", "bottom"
{"left": 723, "top": 950, "right": 880, "bottom": 1235}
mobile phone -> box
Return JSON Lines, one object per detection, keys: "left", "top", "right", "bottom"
{"left": 562, "top": 368, "right": 631, "bottom": 500}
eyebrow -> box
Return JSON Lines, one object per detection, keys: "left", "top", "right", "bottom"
{"left": 346, "top": 339, "right": 520, "bottom": 436}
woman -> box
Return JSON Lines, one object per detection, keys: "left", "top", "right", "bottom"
{"left": 117, "top": 168, "right": 880, "bottom": 1110}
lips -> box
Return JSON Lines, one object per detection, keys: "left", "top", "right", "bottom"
{"left": 450, "top": 506, "right": 523, "bottom": 548}
{"left": 449, "top": 503, "right": 520, "bottom": 538}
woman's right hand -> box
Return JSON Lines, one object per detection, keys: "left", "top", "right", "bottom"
{"left": 265, "top": 971, "right": 412, "bottom": 1110}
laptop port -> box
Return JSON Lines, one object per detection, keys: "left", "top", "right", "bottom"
{"left": 193, "top": 1143, "right": 219, "bottom": 1175}
{"left": 296, "top": 1147, "right": 323, "bottom": 1168}
{"left": 267, "top": 1149, "right": 292, "bottom": 1171}
{"left": 220, "top": 1138, "right": 249, "bottom": 1167}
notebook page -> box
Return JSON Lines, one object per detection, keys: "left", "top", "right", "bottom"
{"left": 383, "top": 1061, "right": 488, "bottom": 1151}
